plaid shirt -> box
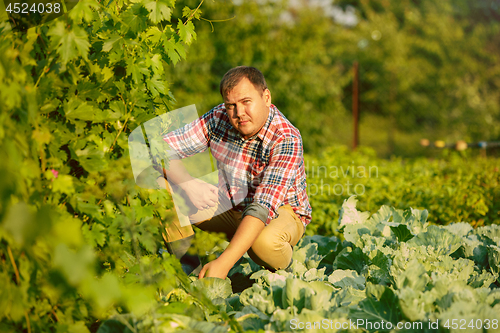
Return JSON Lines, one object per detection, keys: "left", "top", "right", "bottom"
{"left": 162, "top": 104, "right": 312, "bottom": 227}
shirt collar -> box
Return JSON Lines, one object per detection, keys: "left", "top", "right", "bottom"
{"left": 227, "top": 104, "right": 276, "bottom": 142}
{"left": 256, "top": 105, "right": 276, "bottom": 141}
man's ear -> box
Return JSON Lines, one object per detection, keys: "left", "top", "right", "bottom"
{"left": 263, "top": 89, "right": 271, "bottom": 107}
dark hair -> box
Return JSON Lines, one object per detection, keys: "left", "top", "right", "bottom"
{"left": 219, "top": 66, "right": 268, "bottom": 98}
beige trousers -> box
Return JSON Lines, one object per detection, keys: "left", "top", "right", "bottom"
{"left": 159, "top": 178, "right": 304, "bottom": 270}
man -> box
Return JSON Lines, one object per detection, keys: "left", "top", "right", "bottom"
{"left": 158, "top": 66, "right": 311, "bottom": 279}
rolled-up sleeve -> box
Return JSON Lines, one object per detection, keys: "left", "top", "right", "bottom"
{"left": 242, "top": 203, "right": 269, "bottom": 224}
{"left": 251, "top": 136, "right": 302, "bottom": 225}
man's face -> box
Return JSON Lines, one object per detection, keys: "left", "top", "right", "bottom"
{"left": 223, "top": 77, "right": 272, "bottom": 140}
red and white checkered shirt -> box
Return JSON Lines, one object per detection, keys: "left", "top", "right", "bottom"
{"left": 162, "top": 104, "right": 312, "bottom": 227}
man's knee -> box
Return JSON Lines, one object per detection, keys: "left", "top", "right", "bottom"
{"left": 249, "top": 235, "right": 292, "bottom": 270}
{"left": 250, "top": 226, "right": 288, "bottom": 262}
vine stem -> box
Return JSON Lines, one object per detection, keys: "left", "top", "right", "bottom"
{"left": 25, "top": 311, "right": 31, "bottom": 333}
{"left": 185, "top": 0, "right": 204, "bottom": 24}
{"left": 34, "top": 66, "right": 49, "bottom": 88}
{"left": 200, "top": 16, "right": 236, "bottom": 32}
{"left": 116, "top": 199, "right": 146, "bottom": 280}
{"left": 7, "top": 246, "right": 20, "bottom": 284}
{"left": 185, "top": 0, "right": 235, "bottom": 32}
{"left": 40, "top": 144, "right": 47, "bottom": 172}
{"left": 34, "top": 55, "right": 55, "bottom": 89}
{"left": 51, "top": 308, "right": 60, "bottom": 322}
{"left": 108, "top": 118, "right": 129, "bottom": 153}
{"left": 108, "top": 96, "right": 133, "bottom": 154}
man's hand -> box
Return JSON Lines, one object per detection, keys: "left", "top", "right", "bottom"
{"left": 198, "top": 258, "right": 232, "bottom": 279}
{"left": 198, "top": 215, "right": 265, "bottom": 279}
{"left": 181, "top": 179, "right": 218, "bottom": 211}
{"left": 159, "top": 160, "right": 217, "bottom": 211}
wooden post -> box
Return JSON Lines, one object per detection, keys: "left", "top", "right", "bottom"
{"left": 353, "top": 61, "right": 359, "bottom": 150}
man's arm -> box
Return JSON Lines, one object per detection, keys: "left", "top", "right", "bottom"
{"left": 198, "top": 215, "right": 265, "bottom": 279}
{"left": 198, "top": 136, "right": 304, "bottom": 278}
{"left": 158, "top": 159, "right": 218, "bottom": 211}
{"left": 159, "top": 159, "right": 193, "bottom": 185}
{"left": 158, "top": 109, "right": 218, "bottom": 210}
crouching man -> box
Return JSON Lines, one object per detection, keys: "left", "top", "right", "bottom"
{"left": 158, "top": 66, "right": 312, "bottom": 279}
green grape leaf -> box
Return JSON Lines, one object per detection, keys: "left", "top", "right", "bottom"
{"left": 126, "top": 58, "right": 149, "bottom": 83}
{"left": 146, "top": 75, "right": 166, "bottom": 97}
{"left": 177, "top": 21, "right": 196, "bottom": 45}
{"left": 122, "top": 4, "right": 148, "bottom": 33}
{"left": 144, "top": 0, "right": 172, "bottom": 24}
{"left": 53, "top": 244, "right": 95, "bottom": 286}
{"left": 48, "top": 22, "right": 90, "bottom": 64}
{"left": 144, "top": 26, "right": 163, "bottom": 44}
{"left": 64, "top": 97, "right": 100, "bottom": 121}
{"left": 68, "top": 0, "right": 99, "bottom": 23}
{"left": 75, "top": 145, "right": 108, "bottom": 172}
{"left": 2, "top": 202, "right": 35, "bottom": 246}
{"left": 102, "top": 34, "right": 124, "bottom": 53}
{"left": 52, "top": 175, "right": 75, "bottom": 194}
{"left": 182, "top": 6, "right": 202, "bottom": 20}
{"left": 83, "top": 223, "right": 106, "bottom": 247}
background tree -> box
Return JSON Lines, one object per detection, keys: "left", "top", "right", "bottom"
{"left": 168, "top": 0, "right": 500, "bottom": 156}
